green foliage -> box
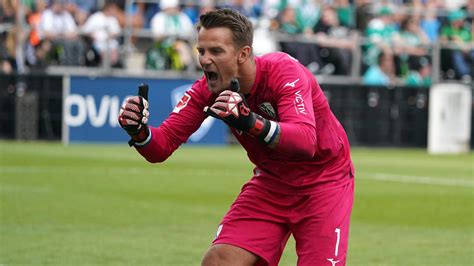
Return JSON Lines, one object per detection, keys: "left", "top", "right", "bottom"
{"left": 0, "top": 142, "right": 472, "bottom": 265}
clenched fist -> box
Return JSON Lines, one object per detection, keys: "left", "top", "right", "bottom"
{"left": 118, "top": 95, "right": 150, "bottom": 146}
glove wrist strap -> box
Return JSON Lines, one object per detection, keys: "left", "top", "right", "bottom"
{"left": 128, "top": 126, "right": 151, "bottom": 147}
{"left": 247, "top": 115, "right": 279, "bottom": 145}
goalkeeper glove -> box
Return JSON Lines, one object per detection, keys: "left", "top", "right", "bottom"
{"left": 118, "top": 84, "right": 151, "bottom": 146}
{"left": 204, "top": 90, "right": 279, "bottom": 145}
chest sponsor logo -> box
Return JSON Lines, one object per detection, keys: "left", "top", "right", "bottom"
{"left": 294, "top": 90, "right": 307, "bottom": 115}
{"left": 259, "top": 102, "right": 276, "bottom": 118}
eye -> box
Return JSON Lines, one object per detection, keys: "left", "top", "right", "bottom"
{"left": 196, "top": 48, "right": 205, "bottom": 56}
{"left": 210, "top": 48, "right": 223, "bottom": 55}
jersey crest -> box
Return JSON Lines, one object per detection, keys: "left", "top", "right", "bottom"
{"left": 259, "top": 102, "right": 276, "bottom": 118}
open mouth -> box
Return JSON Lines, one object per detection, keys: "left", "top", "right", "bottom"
{"left": 205, "top": 71, "right": 219, "bottom": 82}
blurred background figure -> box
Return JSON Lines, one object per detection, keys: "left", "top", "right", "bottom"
{"left": 108, "top": 0, "right": 145, "bottom": 29}
{"left": 25, "top": 0, "right": 49, "bottom": 67}
{"left": 147, "top": 0, "right": 194, "bottom": 71}
{"left": 362, "top": 49, "right": 396, "bottom": 86}
{"left": 38, "top": 0, "right": 85, "bottom": 66}
{"left": 0, "top": 0, "right": 17, "bottom": 73}
{"left": 355, "top": 0, "right": 374, "bottom": 32}
{"left": 220, "top": 0, "right": 260, "bottom": 24}
{"left": 440, "top": 9, "right": 473, "bottom": 81}
{"left": 419, "top": 2, "right": 441, "bottom": 43}
{"left": 65, "top": 0, "right": 98, "bottom": 26}
{"left": 129, "top": 0, "right": 159, "bottom": 29}
{"left": 295, "top": 0, "right": 322, "bottom": 34}
{"left": 253, "top": 17, "right": 279, "bottom": 56}
{"left": 276, "top": 5, "right": 322, "bottom": 72}
{"left": 0, "top": 0, "right": 16, "bottom": 23}
{"left": 333, "top": 0, "right": 354, "bottom": 28}
{"left": 363, "top": 6, "right": 399, "bottom": 71}
{"left": 393, "top": 16, "right": 431, "bottom": 80}
{"left": 404, "top": 56, "right": 432, "bottom": 87}
{"left": 0, "top": 29, "right": 16, "bottom": 74}
{"left": 82, "top": 1, "right": 122, "bottom": 67}
{"left": 313, "top": 5, "right": 356, "bottom": 75}
{"left": 197, "top": 0, "right": 216, "bottom": 17}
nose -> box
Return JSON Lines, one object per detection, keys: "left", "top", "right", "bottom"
{"left": 199, "top": 52, "right": 212, "bottom": 67}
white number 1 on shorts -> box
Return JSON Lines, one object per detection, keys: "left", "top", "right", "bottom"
{"left": 334, "top": 228, "right": 341, "bottom": 256}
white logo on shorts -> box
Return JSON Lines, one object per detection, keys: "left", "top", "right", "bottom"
{"left": 327, "top": 258, "right": 339, "bottom": 266}
{"left": 214, "top": 224, "right": 223, "bottom": 240}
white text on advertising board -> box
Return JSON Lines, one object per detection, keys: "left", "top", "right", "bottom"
{"left": 65, "top": 94, "right": 131, "bottom": 127}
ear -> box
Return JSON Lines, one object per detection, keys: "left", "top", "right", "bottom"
{"left": 237, "top": 46, "right": 252, "bottom": 64}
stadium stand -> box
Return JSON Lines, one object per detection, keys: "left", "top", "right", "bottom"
{"left": 0, "top": 0, "right": 472, "bottom": 146}
{"left": 0, "top": 0, "right": 472, "bottom": 84}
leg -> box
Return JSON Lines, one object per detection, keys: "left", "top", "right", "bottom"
{"left": 206, "top": 183, "right": 294, "bottom": 265}
{"left": 291, "top": 179, "right": 354, "bottom": 266}
{"left": 201, "top": 244, "right": 259, "bottom": 266}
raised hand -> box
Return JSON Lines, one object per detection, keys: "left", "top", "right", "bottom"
{"left": 118, "top": 83, "right": 151, "bottom": 146}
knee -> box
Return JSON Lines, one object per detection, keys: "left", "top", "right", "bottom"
{"left": 201, "top": 244, "right": 258, "bottom": 266}
{"left": 201, "top": 245, "right": 222, "bottom": 266}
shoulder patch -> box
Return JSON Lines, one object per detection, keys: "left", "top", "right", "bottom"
{"left": 173, "top": 92, "right": 191, "bottom": 113}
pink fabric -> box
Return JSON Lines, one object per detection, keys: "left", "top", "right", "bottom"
{"left": 214, "top": 179, "right": 354, "bottom": 266}
{"left": 136, "top": 52, "right": 354, "bottom": 195}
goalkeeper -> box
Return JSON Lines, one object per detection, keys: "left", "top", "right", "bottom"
{"left": 119, "top": 9, "right": 355, "bottom": 266}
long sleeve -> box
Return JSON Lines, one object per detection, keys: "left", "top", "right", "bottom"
{"left": 272, "top": 64, "right": 317, "bottom": 158}
{"left": 135, "top": 85, "right": 210, "bottom": 163}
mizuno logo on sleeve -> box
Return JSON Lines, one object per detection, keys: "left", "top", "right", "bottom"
{"left": 284, "top": 78, "right": 300, "bottom": 88}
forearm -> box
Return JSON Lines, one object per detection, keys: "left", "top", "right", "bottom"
{"left": 135, "top": 126, "right": 181, "bottom": 163}
{"left": 275, "top": 122, "right": 316, "bottom": 158}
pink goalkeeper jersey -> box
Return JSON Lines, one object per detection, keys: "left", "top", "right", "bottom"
{"left": 137, "top": 52, "right": 354, "bottom": 195}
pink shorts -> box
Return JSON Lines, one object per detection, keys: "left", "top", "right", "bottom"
{"left": 213, "top": 178, "right": 354, "bottom": 266}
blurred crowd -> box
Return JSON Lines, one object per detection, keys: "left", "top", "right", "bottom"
{"left": 0, "top": 0, "right": 473, "bottom": 86}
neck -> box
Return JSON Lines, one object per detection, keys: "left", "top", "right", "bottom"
{"left": 237, "top": 57, "right": 257, "bottom": 95}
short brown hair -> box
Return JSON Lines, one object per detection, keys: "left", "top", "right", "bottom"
{"left": 197, "top": 9, "right": 253, "bottom": 49}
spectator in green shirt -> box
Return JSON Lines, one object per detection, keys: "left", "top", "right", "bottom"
{"left": 440, "top": 9, "right": 473, "bottom": 80}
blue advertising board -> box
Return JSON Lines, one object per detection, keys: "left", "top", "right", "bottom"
{"left": 64, "top": 76, "right": 227, "bottom": 145}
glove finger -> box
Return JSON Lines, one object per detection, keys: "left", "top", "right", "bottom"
{"left": 141, "top": 98, "right": 149, "bottom": 109}
{"left": 141, "top": 109, "right": 149, "bottom": 125}
{"left": 118, "top": 115, "right": 142, "bottom": 135}
{"left": 120, "top": 109, "right": 142, "bottom": 123}
{"left": 209, "top": 105, "right": 232, "bottom": 118}
{"left": 204, "top": 106, "right": 221, "bottom": 119}
{"left": 126, "top": 96, "right": 142, "bottom": 105}
{"left": 122, "top": 101, "right": 142, "bottom": 114}
{"left": 210, "top": 101, "right": 229, "bottom": 111}
{"left": 218, "top": 90, "right": 233, "bottom": 96}
{"left": 215, "top": 94, "right": 231, "bottom": 103}
{"left": 219, "top": 91, "right": 244, "bottom": 105}
{"left": 119, "top": 117, "right": 140, "bottom": 127}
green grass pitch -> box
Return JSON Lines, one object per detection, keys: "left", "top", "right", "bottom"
{"left": 0, "top": 141, "right": 473, "bottom": 265}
